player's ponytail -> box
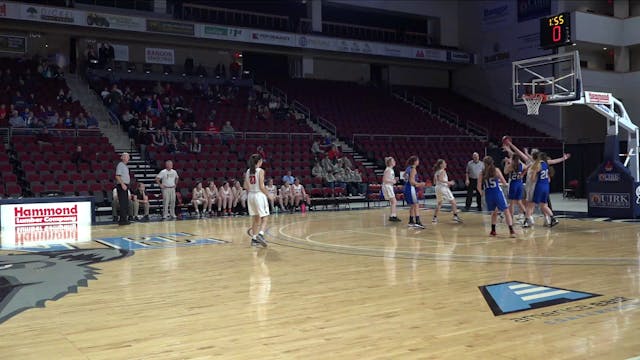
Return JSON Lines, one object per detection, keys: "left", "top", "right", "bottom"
{"left": 482, "top": 156, "right": 496, "bottom": 180}
{"left": 433, "top": 159, "right": 445, "bottom": 172}
{"left": 248, "top": 153, "right": 262, "bottom": 175}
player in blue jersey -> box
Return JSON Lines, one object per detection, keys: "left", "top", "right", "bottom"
{"left": 526, "top": 152, "right": 570, "bottom": 228}
{"left": 504, "top": 139, "right": 569, "bottom": 227}
{"left": 503, "top": 153, "right": 526, "bottom": 222}
{"left": 477, "top": 156, "right": 515, "bottom": 237}
{"left": 403, "top": 156, "right": 426, "bottom": 229}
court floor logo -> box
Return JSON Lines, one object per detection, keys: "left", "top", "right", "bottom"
{"left": 479, "top": 281, "right": 600, "bottom": 316}
{"left": 0, "top": 248, "right": 132, "bottom": 324}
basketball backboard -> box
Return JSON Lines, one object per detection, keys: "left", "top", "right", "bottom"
{"left": 512, "top": 51, "right": 582, "bottom": 106}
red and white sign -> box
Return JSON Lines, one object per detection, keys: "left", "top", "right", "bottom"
{"left": 1, "top": 201, "right": 92, "bottom": 245}
{"left": 145, "top": 47, "right": 174, "bottom": 65}
{"left": 585, "top": 91, "right": 612, "bottom": 105}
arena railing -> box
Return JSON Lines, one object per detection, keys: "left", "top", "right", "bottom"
{"left": 316, "top": 116, "right": 337, "bottom": 138}
{"left": 142, "top": 129, "right": 315, "bottom": 142}
{"left": 181, "top": 3, "right": 290, "bottom": 31}
{"left": 6, "top": 128, "right": 103, "bottom": 139}
{"left": 351, "top": 133, "right": 481, "bottom": 146}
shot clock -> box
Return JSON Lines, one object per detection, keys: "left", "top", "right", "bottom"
{"left": 540, "top": 12, "right": 572, "bottom": 49}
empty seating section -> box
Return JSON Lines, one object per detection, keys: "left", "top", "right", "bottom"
{"left": 271, "top": 79, "right": 464, "bottom": 139}
{"left": 268, "top": 79, "right": 478, "bottom": 190}
{"left": 12, "top": 133, "right": 118, "bottom": 199}
{"left": 399, "top": 86, "right": 562, "bottom": 149}
{"left": 0, "top": 149, "right": 21, "bottom": 197}
{"left": 356, "top": 138, "right": 482, "bottom": 184}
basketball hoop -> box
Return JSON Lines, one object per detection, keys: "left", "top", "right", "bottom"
{"left": 522, "top": 93, "right": 547, "bottom": 115}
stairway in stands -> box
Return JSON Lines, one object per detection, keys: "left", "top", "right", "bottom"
{"left": 66, "top": 74, "right": 131, "bottom": 150}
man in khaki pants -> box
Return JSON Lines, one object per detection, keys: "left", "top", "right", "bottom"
{"left": 155, "top": 160, "right": 179, "bottom": 219}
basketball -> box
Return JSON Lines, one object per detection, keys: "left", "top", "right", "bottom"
{"left": 502, "top": 135, "right": 512, "bottom": 146}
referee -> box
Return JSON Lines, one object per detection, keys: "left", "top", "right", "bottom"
{"left": 465, "top": 152, "right": 484, "bottom": 211}
{"left": 115, "top": 152, "right": 131, "bottom": 225}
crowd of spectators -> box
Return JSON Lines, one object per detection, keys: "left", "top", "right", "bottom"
{"left": 0, "top": 56, "right": 94, "bottom": 130}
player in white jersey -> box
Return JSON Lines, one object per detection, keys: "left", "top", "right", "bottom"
{"left": 292, "top": 178, "right": 310, "bottom": 211}
{"left": 218, "top": 181, "right": 233, "bottom": 216}
{"left": 382, "top": 157, "right": 401, "bottom": 222}
{"left": 233, "top": 180, "right": 247, "bottom": 215}
{"left": 432, "top": 159, "right": 463, "bottom": 224}
{"left": 191, "top": 181, "right": 207, "bottom": 218}
{"left": 265, "top": 178, "right": 279, "bottom": 212}
{"left": 245, "top": 154, "right": 270, "bottom": 247}
{"left": 279, "top": 181, "right": 293, "bottom": 211}
{"left": 204, "top": 180, "right": 218, "bottom": 216}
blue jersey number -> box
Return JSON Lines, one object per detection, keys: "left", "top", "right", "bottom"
{"left": 539, "top": 169, "right": 549, "bottom": 180}
{"left": 484, "top": 178, "right": 498, "bottom": 189}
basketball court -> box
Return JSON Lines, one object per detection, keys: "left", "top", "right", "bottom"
{"left": 1, "top": 198, "right": 639, "bottom": 359}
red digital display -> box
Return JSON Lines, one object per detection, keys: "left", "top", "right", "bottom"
{"left": 540, "top": 12, "right": 571, "bottom": 49}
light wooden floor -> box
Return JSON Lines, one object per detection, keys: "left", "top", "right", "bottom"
{"left": 1, "top": 208, "right": 639, "bottom": 359}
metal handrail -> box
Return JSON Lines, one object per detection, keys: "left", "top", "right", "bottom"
{"left": 352, "top": 133, "right": 480, "bottom": 145}
{"left": 183, "top": 3, "right": 289, "bottom": 20}
{"left": 292, "top": 100, "right": 310, "bottom": 118}
{"left": 316, "top": 116, "right": 337, "bottom": 137}
{"left": 271, "top": 87, "right": 288, "bottom": 104}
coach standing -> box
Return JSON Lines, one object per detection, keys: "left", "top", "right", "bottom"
{"left": 465, "top": 152, "right": 484, "bottom": 211}
{"left": 115, "top": 152, "right": 131, "bottom": 225}
{"left": 156, "top": 160, "right": 179, "bottom": 220}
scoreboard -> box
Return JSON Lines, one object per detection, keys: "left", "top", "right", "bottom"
{"left": 540, "top": 12, "right": 572, "bottom": 49}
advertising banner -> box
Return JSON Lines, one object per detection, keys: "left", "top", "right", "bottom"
{"left": 247, "top": 29, "right": 295, "bottom": 47}
{"left": 0, "top": 34, "right": 26, "bottom": 53}
{"left": 147, "top": 19, "right": 194, "bottom": 36}
{"left": 0, "top": 2, "right": 20, "bottom": 18}
{"left": 145, "top": 47, "right": 174, "bottom": 64}
{"left": 412, "top": 47, "right": 448, "bottom": 62}
{"left": 86, "top": 12, "right": 145, "bottom": 32}
{"left": 20, "top": 4, "right": 85, "bottom": 25}
{"left": 0, "top": 200, "right": 93, "bottom": 246}
{"left": 587, "top": 135, "right": 640, "bottom": 218}
{"left": 198, "top": 24, "right": 247, "bottom": 41}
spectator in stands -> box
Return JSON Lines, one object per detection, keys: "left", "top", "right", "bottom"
{"left": 45, "top": 108, "right": 58, "bottom": 127}
{"left": 465, "top": 152, "right": 484, "bottom": 212}
{"left": 221, "top": 121, "right": 235, "bottom": 144}
{"left": 167, "top": 138, "right": 181, "bottom": 154}
{"left": 155, "top": 160, "right": 179, "bottom": 220}
{"left": 75, "top": 113, "right": 88, "bottom": 129}
{"left": 56, "top": 89, "right": 71, "bottom": 103}
{"left": 312, "top": 161, "right": 324, "bottom": 179}
{"left": 132, "top": 183, "right": 150, "bottom": 221}
{"left": 327, "top": 144, "right": 340, "bottom": 164}
{"left": 121, "top": 109, "right": 134, "bottom": 130}
{"left": 86, "top": 111, "right": 99, "bottom": 129}
{"left": 9, "top": 110, "right": 25, "bottom": 127}
{"left": 71, "top": 145, "right": 92, "bottom": 170}
{"left": 189, "top": 137, "right": 202, "bottom": 154}
{"left": 0, "top": 104, "right": 6, "bottom": 122}
{"left": 23, "top": 109, "right": 36, "bottom": 128}
{"left": 206, "top": 121, "right": 219, "bottom": 140}
{"left": 13, "top": 91, "right": 26, "bottom": 109}
{"left": 282, "top": 170, "right": 295, "bottom": 185}
{"left": 100, "top": 87, "right": 110, "bottom": 101}
{"left": 311, "top": 139, "right": 324, "bottom": 157}
{"left": 63, "top": 111, "right": 74, "bottom": 128}
{"left": 152, "top": 129, "right": 166, "bottom": 148}
{"left": 351, "top": 169, "right": 367, "bottom": 196}
{"left": 341, "top": 155, "right": 354, "bottom": 170}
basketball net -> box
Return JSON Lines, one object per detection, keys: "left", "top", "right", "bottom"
{"left": 522, "top": 93, "right": 547, "bottom": 115}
